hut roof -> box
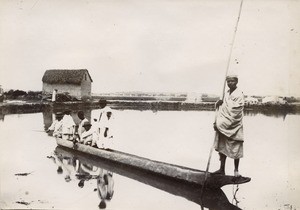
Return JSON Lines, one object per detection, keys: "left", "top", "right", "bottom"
{"left": 42, "top": 69, "right": 93, "bottom": 85}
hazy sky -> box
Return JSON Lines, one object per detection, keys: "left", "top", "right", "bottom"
{"left": 0, "top": 0, "right": 299, "bottom": 97}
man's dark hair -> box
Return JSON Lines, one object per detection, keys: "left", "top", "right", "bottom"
{"left": 77, "top": 111, "right": 84, "bottom": 119}
{"left": 99, "top": 200, "right": 106, "bottom": 209}
{"left": 57, "top": 166, "right": 63, "bottom": 174}
{"left": 64, "top": 109, "right": 72, "bottom": 115}
{"left": 98, "top": 99, "right": 107, "bottom": 108}
{"left": 78, "top": 180, "right": 85, "bottom": 188}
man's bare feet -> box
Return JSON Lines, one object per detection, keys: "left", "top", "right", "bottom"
{"left": 234, "top": 170, "right": 241, "bottom": 177}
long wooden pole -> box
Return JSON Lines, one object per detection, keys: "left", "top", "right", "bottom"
{"left": 221, "top": 0, "right": 244, "bottom": 100}
{"left": 200, "top": 0, "right": 244, "bottom": 202}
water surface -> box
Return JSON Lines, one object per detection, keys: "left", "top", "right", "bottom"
{"left": 0, "top": 109, "right": 299, "bottom": 210}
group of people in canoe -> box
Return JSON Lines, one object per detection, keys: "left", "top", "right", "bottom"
{"left": 48, "top": 74, "right": 245, "bottom": 177}
{"left": 47, "top": 99, "right": 114, "bottom": 149}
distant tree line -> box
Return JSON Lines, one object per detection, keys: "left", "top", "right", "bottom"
{"left": 4, "top": 89, "right": 42, "bottom": 100}
{"left": 284, "top": 96, "right": 298, "bottom": 103}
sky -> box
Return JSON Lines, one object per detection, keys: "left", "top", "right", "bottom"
{"left": 0, "top": 0, "right": 299, "bottom": 97}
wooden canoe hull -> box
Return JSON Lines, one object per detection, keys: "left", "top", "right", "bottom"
{"left": 56, "top": 138, "right": 250, "bottom": 188}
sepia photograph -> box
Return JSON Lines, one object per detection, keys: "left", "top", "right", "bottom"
{"left": 0, "top": 0, "right": 300, "bottom": 209}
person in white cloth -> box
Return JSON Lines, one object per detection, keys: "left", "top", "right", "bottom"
{"left": 213, "top": 74, "right": 245, "bottom": 177}
{"left": 93, "top": 99, "right": 112, "bottom": 125}
{"left": 96, "top": 111, "right": 114, "bottom": 149}
{"left": 61, "top": 110, "right": 75, "bottom": 140}
{"left": 51, "top": 89, "right": 57, "bottom": 102}
{"left": 93, "top": 99, "right": 114, "bottom": 149}
{"left": 81, "top": 121, "right": 98, "bottom": 146}
{"left": 47, "top": 112, "right": 63, "bottom": 138}
{"left": 77, "top": 111, "right": 89, "bottom": 141}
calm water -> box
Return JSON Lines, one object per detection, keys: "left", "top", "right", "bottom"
{"left": 0, "top": 109, "right": 299, "bottom": 210}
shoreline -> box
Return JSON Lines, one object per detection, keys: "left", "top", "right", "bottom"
{"left": 1, "top": 100, "right": 299, "bottom": 115}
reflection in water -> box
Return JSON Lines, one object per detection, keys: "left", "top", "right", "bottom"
{"left": 97, "top": 169, "right": 114, "bottom": 209}
{"left": 43, "top": 111, "right": 53, "bottom": 131}
{"left": 232, "top": 185, "right": 240, "bottom": 206}
{"left": 244, "top": 109, "right": 289, "bottom": 120}
{"left": 50, "top": 147, "right": 114, "bottom": 209}
{"left": 54, "top": 146, "right": 240, "bottom": 210}
{"left": 41, "top": 107, "right": 293, "bottom": 133}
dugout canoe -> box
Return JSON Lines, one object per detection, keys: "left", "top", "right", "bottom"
{"left": 56, "top": 138, "right": 250, "bottom": 188}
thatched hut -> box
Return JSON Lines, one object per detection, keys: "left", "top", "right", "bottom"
{"left": 42, "top": 69, "right": 93, "bottom": 100}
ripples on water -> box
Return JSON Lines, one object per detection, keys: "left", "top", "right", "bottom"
{"left": 0, "top": 108, "right": 299, "bottom": 210}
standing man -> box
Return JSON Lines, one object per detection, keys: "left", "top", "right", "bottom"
{"left": 93, "top": 100, "right": 112, "bottom": 133}
{"left": 96, "top": 99, "right": 112, "bottom": 122}
{"left": 213, "top": 74, "right": 245, "bottom": 177}
{"left": 96, "top": 111, "right": 114, "bottom": 149}
{"left": 52, "top": 89, "right": 58, "bottom": 102}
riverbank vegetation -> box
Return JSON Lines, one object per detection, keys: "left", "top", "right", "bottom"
{"left": 1, "top": 89, "right": 300, "bottom": 115}
{"left": 2, "top": 89, "right": 79, "bottom": 102}
{"left": 3, "top": 89, "right": 42, "bottom": 100}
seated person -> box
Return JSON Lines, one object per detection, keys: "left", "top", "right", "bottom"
{"left": 62, "top": 110, "right": 76, "bottom": 140}
{"left": 77, "top": 111, "right": 89, "bottom": 140}
{"left": 47, "top": 112, "right": 63, "bottom": 138}
{"left": 81, "top": 121, "right": 98, "bottom": 146}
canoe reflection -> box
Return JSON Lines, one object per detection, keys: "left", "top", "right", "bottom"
{"left": 51, "top": 148, "right": 114, "bottom": 209}
{"left": 54, "top": 146, "right": 240, "bottom": 210}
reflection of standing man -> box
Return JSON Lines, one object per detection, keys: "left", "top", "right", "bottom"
{"left": 97, "top": 168, "right": 114, "bottom": 209}
{"left": 52, "top": 89, "right": 58, "bottom": 102}
{"left": 213, "top": 75, "right": 245, "bottom": 177}
{"left": 94, "top": 99, "right": 112, "bottom": 125}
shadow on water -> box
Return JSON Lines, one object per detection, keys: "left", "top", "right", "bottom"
{"left": 53, "top": 146, "right": 241, "bottom": 210}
